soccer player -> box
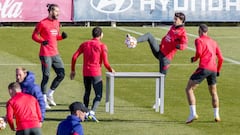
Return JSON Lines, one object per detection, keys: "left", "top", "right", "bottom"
{"left": 6, "top": 82, "right": 42, "bottom": 135}
{"left": 16, "top": 67, "right": 46, "bottom": 123}
{"left": 70, "top": 26, "right": 115, "bottom": 121}
{"left": 56, "top": 102, "right": 88, "bottom": 135}
{"left": 125, "top": 12, "right": 188, "bottom": 75}
{"left": 185, "top": 24, "right": 224, "bottom": 124}
{"left": 125, "top": 12, "right": 188, "bottom": 109}
{"left": 32, "top": 4, "right": 67, "bottom": 109}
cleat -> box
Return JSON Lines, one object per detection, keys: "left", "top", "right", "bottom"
{"left": 45, "top": 103, "right": 51, "bottom": 109}
{"left": 47, "top": 95, "right": 56, "bottom": 106}
{"left": 88, "top": 115, "right": 99, "bottom": 123}
{"left": 126, "top": 34, "right": 131, "bottom": 38}
{"left": 215, "top": 117, "right": 221, "bottom": 122}
{"left": 85, "top": 111, "right": 99, "bottom": 123}
{"left": 186, "top": 114, "right": 198, "bottom": 124}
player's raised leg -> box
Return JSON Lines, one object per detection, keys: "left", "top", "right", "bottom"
{"left": 125, "top": 33, "right": 160, "bottom": 60}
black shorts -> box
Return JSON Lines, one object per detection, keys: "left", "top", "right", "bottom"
{"left": 190, "top": 68, "right": 217, "bottom": 85}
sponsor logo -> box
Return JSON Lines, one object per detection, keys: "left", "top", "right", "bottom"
{"left": 90, "top": 0, "right": 133, "bottom": 13}
{"left": 50, "top": 29, "right": 58, "bottom": 36}
{"left": 0, "top": 0, "right": 22, "bottom": 19}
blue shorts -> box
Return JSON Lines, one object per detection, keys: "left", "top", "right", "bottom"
{"left": 190, "top": 68, "right": 217, "bottom": 85}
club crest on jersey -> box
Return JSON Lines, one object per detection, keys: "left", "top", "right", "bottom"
{"left": 165, "top": 35, "right": 171, "bottom": 42}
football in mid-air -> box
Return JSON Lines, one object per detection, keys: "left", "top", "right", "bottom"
{"left": 0, "top": 117, "right": 6, "bottom": 130}
{"left": 125, "top": 34, "right": 137, "bottom": 48}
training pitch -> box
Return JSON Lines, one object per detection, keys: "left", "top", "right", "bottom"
{"left": 0, "top": 26, "right": 239, "bottom": 135}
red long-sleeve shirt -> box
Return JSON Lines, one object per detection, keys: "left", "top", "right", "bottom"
{"left": 71, "top": 38, "right": 112, "bottom": 76}
{"left": 32, "top": 18, "right": 63, "bottom": 56}
{"left": 6, "top": 93, "right": 42, "bottom": 131}
{"left": 193, "top": 35, "right": 223, "bottom": 72}
{"left": 160, "top": 25, "right": 188, "bottom": 60}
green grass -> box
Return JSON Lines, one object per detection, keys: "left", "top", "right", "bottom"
{"left": 0, "top": 26, "right": 240, "bottom": 135}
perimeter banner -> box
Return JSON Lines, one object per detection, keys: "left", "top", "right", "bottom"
{"left": 73, "top": 0, "right": 240, "bottom": 22}
{"left": 0, "top": 0, "right": 72, "bottom": 22}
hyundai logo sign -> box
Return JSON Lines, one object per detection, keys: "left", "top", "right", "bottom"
{"left": 90, "top": 0, "right": 133, "bottom": 13}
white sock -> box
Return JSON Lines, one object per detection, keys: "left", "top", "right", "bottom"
{"left": 214, "top": 108, "right": 219, "bottom": 118}
{"left": 190, "top": 105, "right": 197, "bottom": 116}
{"left": 47, "top": 89, "right": 55, "bottom": 96}
{"left": 43, "top": 94, "right": 47, "bottom": 103}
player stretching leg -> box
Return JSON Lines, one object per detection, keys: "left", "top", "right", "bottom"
{"left": 125, "top": 12, "right": 188, "bottom": 108}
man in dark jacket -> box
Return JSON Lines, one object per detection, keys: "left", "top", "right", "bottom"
{"left": 16, "top": 67, "right": 46, "bottom": 122}
{"left": 57, "top": 101, "right": 88, "bottom": 135}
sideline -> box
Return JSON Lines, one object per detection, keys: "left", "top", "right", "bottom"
{"left": 117, "top": 27, "right": 240, "bottom": 65}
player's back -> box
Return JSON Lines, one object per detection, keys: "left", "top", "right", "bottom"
{"left": 196, "top": 35, "right": 219, "bottom": 72}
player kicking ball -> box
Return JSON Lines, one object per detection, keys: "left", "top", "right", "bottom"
{"left": 125, "top": 12, "right": 188, "bottom": 109}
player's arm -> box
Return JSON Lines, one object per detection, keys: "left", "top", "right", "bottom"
{"left": 216, "top": 46, "right": 224, "bottom": 73}
{"left": 6, "top": 102, "right": 15, "bottom": 131}
{"left": 56, "top": 24, "right": 67, "bottom": 40}
{"left": 35, "top": 99, "right": 42, "bottom": 125}
{"left": 57, "top": 31, "right": 67, "bottom": 40}
{"left": 101, "top": 45, "right": 114, "bottom": 72}
{"left": 175, "top": 30, "right": 188, "bottom": 50}
{"left": 191, "top": 39, "right": 202, "bottom": 62}
{"left": 70, "top": 46, "right": 83, "bottom": 80}
{"left": 32, "top": 23, "right": 45, "bottom": 44}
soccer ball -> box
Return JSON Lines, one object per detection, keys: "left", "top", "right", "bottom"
{"left": 125, "top": 34, "right": 137, "bottom": 48}
{"left": 0, "top": 117, "right": 6, "bottom": 130}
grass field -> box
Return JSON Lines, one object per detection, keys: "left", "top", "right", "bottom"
{"left": 0, "top": 26, "right": 240, "bottom": 135}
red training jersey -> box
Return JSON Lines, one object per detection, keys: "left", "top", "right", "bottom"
{"left": 6, "top": 93, "right": 42, "bottom": 131}
{"left": 32, "top": 18, "right": 63, "bottom": 56}
{"left": 160, "top": 25, "right": 188, "bottom": 60}
{"left": 71, "top": 38, "right": 112, "bottom": 76}
{"left": 193, "top": 35, "right": 224, "bottom": 72}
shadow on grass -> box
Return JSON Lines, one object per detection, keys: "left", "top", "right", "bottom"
{"left": 99, "top": 118, "right": 177, "bottom": 123}
{"left": 43, "top": 116, "right": 219, "bottom": 124}
{"left": 98, "top": 105, "right": 155, "bottom": 113}
{"left": 0, "top": 102, "right": 6, "bottom": 107}
{"left": 188, "top": 120, "right": 221, "bottom": 124}
{"left": 46, "top": 109, "right": 69, "bottom": 112}
{"left": 97, "top": 118, "right": 220, "bottom": 125}
{"left": 54, "top": 103, "right": 69, "bottom": 106}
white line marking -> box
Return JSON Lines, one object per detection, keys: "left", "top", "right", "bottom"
{"left": 117, "top": 27, "right": 240, "bottom": 65}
